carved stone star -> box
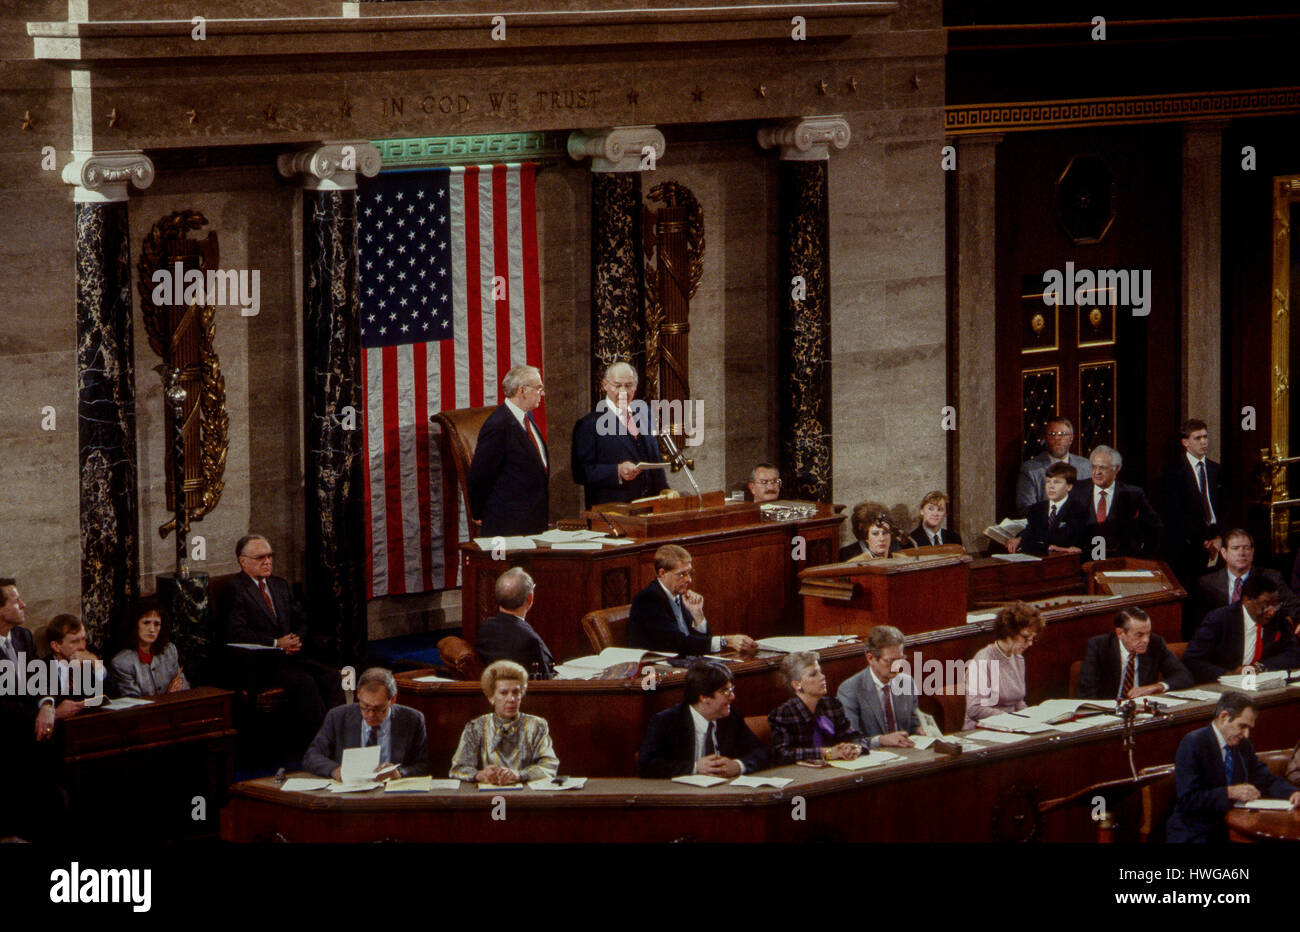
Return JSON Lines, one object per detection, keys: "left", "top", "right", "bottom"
{"left": 21, "top": 110, "right": 34, "bottom": 131}
{"left": 816, "top": 79, "right": 829, "bottom": 95}
{"left": 265, "top": 105, "right": 276, "bottom": 122}
{"left": 340, "top": 99, "right": 352, "bottom": 118}
{"left": 846, "top": 76, "right": 858, "bottom": 93}
{"left": 186, "top": 109, "right": 198, "bottom": 125}
{"left": 756, "top": 85, "right": 768, "bottom": 99}
{"left": 107, "top": 108, "right": 119, "bottom": 128}
{"left": 627, "top": 89, "right": 639, "bottom": 105}
{"left": 691, "top": 86, "right": 704, "bottom": 102}
{"left": 911, "top": 72, "right": 922, "bottom": 89}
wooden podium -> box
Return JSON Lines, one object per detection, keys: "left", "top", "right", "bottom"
{"left": 798, "top": 551, "right": 972, "bottom": 637}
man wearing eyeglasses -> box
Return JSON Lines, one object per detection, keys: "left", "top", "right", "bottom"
{"left": 628, "top": 545, "right": 756, "bottom": 656}
{"left": 468, "top": 364, "right": 550, "bottom": 536}
{"left": 637, "top": 660, "right": 768, "bottom": 778}
{"left": 747, "top": 463, "right": 782, "bottom": 503}
{"left": 1013, "top": 416, "right": 1091, "bottom": 517}
{"left": 1183, "top": 573, "right": 1300, "bottom": 683}
{"left": 571, "top": 361, "right": 668, "bottom": 507}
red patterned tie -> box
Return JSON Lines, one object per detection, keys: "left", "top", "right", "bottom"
{"left": 1120, "top": 652, "right": 1136, "bottom": 699}
{"left": 1232, "top": 576, "right": 1243, "bottom": 604}
{"left": 259, "top": 580, "right": 276, "bottom": 617}
{"left": 1097, "top": 491, "right": 1108, "bottom": 524}
{"left": 882, "top": 686, "right": 896, "bottom": 731}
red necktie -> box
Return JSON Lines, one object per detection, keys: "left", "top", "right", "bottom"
{"left": 1120, "top": 652, "right": 1136, "bottom": 699}
{"left": 1252, "top": 623, "right": 1264, "bottom": 664}
{"left": 1096, "top": 491, "right": 1108, "bottom": 524}
{"left": 882, "top": 686, "right": 896, "bottom": 731}
{"left": 259, "top": 579, "right": 275, "bottom": 617}
{"left": 526, "top": 418, "right": 548, "bottom": 474}
{"left": 619, "top": 408, "right": 639, "bottom": 438}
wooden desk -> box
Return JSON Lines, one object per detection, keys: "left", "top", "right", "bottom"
{"left": 1227, "top": 807, "right": 1300, "bottom": 842}
{"left": 459, "top": 503, "right": 845, "bottom": 660}
{"left": 221, "top": 683, "right": 1300, "bottom": 843}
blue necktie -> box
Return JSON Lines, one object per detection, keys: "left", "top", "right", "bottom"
{"left": 672, "top": 596, "right": 688, "bottom": 634}
{"left": 1223, "top": 745, "right": 1234, "bottom": 784}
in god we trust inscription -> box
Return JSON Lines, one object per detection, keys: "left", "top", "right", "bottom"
{"left": 378, "top": 87, "right": 604, "bottom": 121}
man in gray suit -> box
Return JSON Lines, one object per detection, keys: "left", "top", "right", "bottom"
{"left": 303, "top": 667, "right": 430, "bottom": 780}
{"left": 1015, "top": 416, "right": 1092, "bottom": 517}
{"left": 836, "top": 625, "right": 921, "bottom": 748}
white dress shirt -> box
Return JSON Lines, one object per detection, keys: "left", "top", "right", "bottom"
{"left": 689, "top": 703, "right": 745, "bottom": 774}
{"left": 1241, "top": 604, "right": 1260, "bottom": 668}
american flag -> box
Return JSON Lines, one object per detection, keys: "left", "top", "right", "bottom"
{"left": 359, "top": 163, "right": 542, "bottom": 597}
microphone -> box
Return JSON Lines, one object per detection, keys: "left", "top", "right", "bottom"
{"left": 658, "top": 431, "right": 703, "bottom": 505}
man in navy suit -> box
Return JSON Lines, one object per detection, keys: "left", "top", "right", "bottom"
{"left": 468, "top": 364, "right": 549, "bottom": 536}
{"left": 571, "top": 361, "right": 668, "bottom": 507}
{"left": 1183, "top": 574, "right": 1300, "bottom": 682}
{"left": 637, "top": 660, "right": 768, "bottom": 778}
{"left": 303, "top": 668, "right": 430, "bottom": 780}
{"left": 1007, "top": 462, "right": 1088, "bottom": 556}
{"left": 1077, "top": 606, "right": 1192, "bottom": 700}
{"left": 1069, "top": 445, "right": 1161, "bottom": 559}
{"left": 836, "top": 625, "right": 922, "bottom": 747}
{"left": 1162, "top": 418, "right": 1225, "bottom": 634}
{"left": 907, "top": 490, "right": 963, "bottom": 549}
{"left": 1166, "top": 691, "right": 1299, "bottom": 843}
{"left": 627, "top": 544, "right": 756, "bottom": 656}
{"left": 475, "top": 567, "right": 555, "bottom": 679}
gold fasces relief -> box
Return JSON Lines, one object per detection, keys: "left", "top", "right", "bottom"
{"left": 1261, "top": 175, "right": 1300, "bottom": 549}
{"left": 643, "top": 180, "right": 704, "bottom": 419}
{"left": 135, "top": 211, "right": 230, "bottom": 539}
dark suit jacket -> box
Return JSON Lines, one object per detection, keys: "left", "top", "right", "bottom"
{"left": 1069, "top": 479, "right": 1161, "bottom": 558}
{"left": 570, "top": 402, "right": 668, "bottom": 506}
{"left": 1166, "top": 725, "right": 1298, "bottom": 843}
{"left": 0, "top": 625, "right": 40, "bottom": 737}
{"left": 1020, "top": 495, "right": 1089, "bottom": 555}
{"left": 1193, "top": 567, "right": 1300, "bottom": 633}
{"left": 1162, "top": 456, "right": 1224, "bottom": 571}
{"left": 627, "top": 579, "right": 713, "bottom": 655}
{"left": 907, "top": 526, "right": 963, "bottom": 549}
{"left": 1183, "top": 602, "right": 1300, "bottom": 682}
{"left": 637, "top": 703, "right": 768, "bottom": 778}
{"left": 219, "top": 573, "right": 306, "bottom": 647}
{"left": 475, "top": 612, "right": 556, "bottom": 679}
{"left": 302, "top": 703, "right": 430, "bottom": 778}
{"left": 1076, "top": 632, "right": 1192, "bottom": 699}
{"left": 467, "top": 404, "right": 549, "bottom": 536}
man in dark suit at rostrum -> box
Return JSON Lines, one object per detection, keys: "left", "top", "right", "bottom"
{"left": 627, "top": 544, "right": 756, "bottom": 656}
{"left": 1069, "top": 444, "right": 1161, "bottom": 559}
{"left": 1006, "top": 462, "right": 1088, "bottom": 556}
{"left": 303, "top": 668, "right": 429, "bottom": 781}
{"left": 571, "top": 361, "right": 668, "bottom": 508}
{"left": 1182, "top": 573, "right": 1300, "bottom": 683}
{"left": 468, "top": 364, "right": 549, "bottom": 537}
{"left": 1014, "top": 415, "right": 1092, "bottom": 517}
{"left": 637, "top": 660, "right": 768, "bottom": 778}
{"left": 1162, "top": 418, "right": 1225, "bottom": 635}
{"left": 475, "top": 567, "right": 556, "bottom": 679}
{"left": 218, "top": 535, "right": 344, "bottom": 746}
{"left": 1166, "top": 691, "right": 1300, "bottom": 843}
{"left": 1077, "top": 606, "right": 1192, "bottom": 701}
{"left": 1192, "top": 528, "right": 1300, "bottom": 634}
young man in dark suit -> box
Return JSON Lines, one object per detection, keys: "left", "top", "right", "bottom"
{"left": 1166, "top": 691, "right": 1300, "bottom": 843}
{"left": 1162, "top": 418, "right": 1224, "bottom": 634}
{"left": 1069, "top": 445, "right": 1161, "bottom": 559}
{"left": 303, "top": 668, "right": 430, "bottom": 780}
{"left": 1182, "top": 573, "right": 1300, "bottom": 683}
{"left": 475, "top": 567, "right": 555, "bottom": 679}
{"left": 907, "top": 490, "right": 963, "bottom": 549}
{"left": 467, "top": 364, "right": 549, "bottom": 536}
{"left": 570, "top": 361, "right": 667, "bottom": 508}
{"left": 1007, "top": 462, "right": 1088, "bottom": 556}
{"left": 1077, "top": 606, "right": 1192, "bottom": 700}
{"left": 637, "top": 660, "right": 768, "bottom": 778}
{"left": 627, "top": 544, "right": 756, "bottom": 656}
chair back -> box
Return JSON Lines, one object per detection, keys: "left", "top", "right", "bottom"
{"left": 745, "top": 715, "right": 772, "bottom": 747}
{"left": 1167, "top": 641, "right": 1188, "bottom": 659}
{"left": 1258, "top": 748, "right": 1292, "bottom": 779}
{"left": 918, "top": 683, "right": 967, "bottom": 735}
{"left": 581, "top": 605, "right": 631, "bottom": 653}
{"left": 432, "top": 406, "right": 497, "bottom": 536}
{"left": 1068, "top": 660, "right": 1083, "bottom": 698}
{"left": 437, "top": 636, "right": 484, "bottom": 681}
{"left": 1137, "top": 764, "right": 1178, "bottom": 843}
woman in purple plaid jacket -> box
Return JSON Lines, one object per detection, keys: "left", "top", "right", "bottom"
{"left": 768, "top": 651, "right": 866, "bottom": 765}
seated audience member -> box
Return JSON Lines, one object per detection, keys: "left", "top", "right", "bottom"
{"left": 748, "top": 463, "right": 782, "bottom": 503}
{"left": 304, "top": 667, "right": 429, "bottom": 781}
{"left": 450, "top": 660, "right": 558, "bottom": 785}
{"left": 637, "top": 660, "right": 768, "bottom": 778}
{"left": 475, "top": 567, "right": 555, "bottom": 679}
{"left": 907, "top": 490, "right": 963, "bottom": 549}
{"left": 1166, "top": 691, "right": 1300, "bottom": 843}
{"left": 1192, "top": 528, "right": 1300, "bottom": 633}
{"left": 1006, "top": 462, "right": 1087, "bottom": 556}
{"left": 1014, "top": 415, "right": 1091, "bottom": 517}
{"left": 840, "top": 502, "right": 903, "bottom": 562}
{"left": 1183, "top": 574, "right": 1300, "bottom": 683}
{"left": 837, "top": 625, "right": 921, "bottom": 748}
{"left": 964, "top": 602, "right": 1044, "bottom": 730}
{"left": 628, "top": 544, "right": 756, "bottom": 656}
{"left": 108, "top": 597, "right": 189, "bottom": 698}
{"left": 1069, "top": 445, "right": 1161, "bottom": 558}
{"left": 45, "top": 613, "right": 105, "bottom": 708}
{"left": 768, "top": 651, "right": 864, "bottom": 765}
{"left": 217, "top": 534, "right": 343, "bottom": 744}
{"left": 1077, "top": 606, "right": 1192, "bottom": 700}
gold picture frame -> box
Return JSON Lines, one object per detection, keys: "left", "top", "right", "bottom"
{"left": 1075, "top": 287, "right": 1117, "bottom": 347}
{"left": 1021, "top": 290, "right": 1060, "bottom": 354}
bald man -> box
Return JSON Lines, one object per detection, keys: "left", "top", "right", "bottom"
{"left": 571, "top": 361, "right": 668, "bottom": 507}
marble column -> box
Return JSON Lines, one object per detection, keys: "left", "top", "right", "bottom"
{"left": 758, "top": 116, "right": 850, "bottom": 502}
{"left": 568, "top": 126, "right": 665, "bottom": 396}
{"left": 278, "top": 142, "right": 381, "bottom": 661}
{"left": 1181, "top": 121, "right": 1227, "bottom": 459}
{"left": 62, "top": 151, "right": 154, "bottom": 648}
{"left": 950, "top": 134, "right": 1002, "bottom": 547}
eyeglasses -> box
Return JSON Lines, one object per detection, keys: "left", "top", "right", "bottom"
{"left": 525, "top": 383, "right": 545, "bottom": 393}
{"left": 753, "top": 478, "right": 782, "bottom": 487}
{"left": 1046, "top": 430, "right": 1073, "bottom": 438}
{"left": 241, "top": 552, "right": 274, "bottom": 562}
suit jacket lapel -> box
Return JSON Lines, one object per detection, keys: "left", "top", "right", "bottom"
{"left": 679, "top": 704, "right": 697, "bottom": 761}
{"left": 345, "top": 706, "right": 363, "bottom": 750}
{"left": 861, "top": 677, "right": 887, "bottom": 735}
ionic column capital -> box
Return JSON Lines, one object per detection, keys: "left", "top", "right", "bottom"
{"left": 276, "top": 141, "right": 382, "bottom": 191}
{"left": 567, "top": 125, "right": 665, "bottom": 172}
{"left": 61, "top": 149, "right": 155, "bottom": 203}
{"left": 757, "top": 116, "right": 851, "bottom": 161}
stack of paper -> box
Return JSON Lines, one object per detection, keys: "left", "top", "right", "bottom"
{"left": 280, "top": 777, "right": 331, "bottom": 792}
{"left": 828, "top": 750, "right": 901, "bottom": 770}
{"left": 384, "top": 776, "right": 433, "bottom": 793}
{"left": 1237, "top": 798, "right": 1294, "bottom": 810}
{"left": 531, "top": 528, "right": 608, "bottom": 544}
{"left": 1164, "top": 688, "right": 1222, "bottom": 701}
{"left": 477, "top": 782, "right": 524, "bottom": 791}
{"left": 554, "top": 647, "right": 672, "bottom": 679}
{"left": 527, "top": 777, "right": 589, "bottom": 791}
{"left": 976, "top": 712, "right": 1056, "bottom": 734}
{"left": 102, "top": 697, "right": 154, "bottom": 711}
{"left": 967, "top": 730, "right": 1034, "bottom": 745}
{"left": 1219, "top": 671, "right": 1289, "bottom": 690}
{"left": 327, "top": 781, "right": 381, "bottom": 793}
{"left": 672, "top": 774, "right": 727, "bottom": 788}
{"left": 731, "top": 775, "right": 792, "bottom": 788}
{"left": 965, "top": 611, "right": 999, "bottom": 624}
{"left": 428, "top": 779, "right": 462, "bottom": 792}
{"left": 909, "top": 736, "right": 939, "bottom": 750}
{"left": 413, "top": 674, "right": 454, "bottom": 683}
{"left": 471, "top": 536, "right": 537, "bottom": 551}
{"left": 991, "top": 553, "right": 1041, "bottom": 563}
{"left": 754, "top": 636, "right": 847, "bottom": 653}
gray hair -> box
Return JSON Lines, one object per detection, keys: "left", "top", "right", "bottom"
{"left": 865, "top": 625, "right": 905, "bottom": 657}
{"left": 1090, "top": 444, "right": 1123, "bottom": 469}
{"left": 603, "top": 361, "right": 637, "bottom": 384}
{"left": 357, "top": 667, "right": 398, "bottom": 699}
{"left": 501, "top": 364, "right": 540, "bottom": 399}
{"left": 750, "top": 462, "right": 779, "bottom": 483}
{"left": 494, "top": 566, "right": 535, "bottom": 611}
{"left": 780, "top": 650, "right": 819, "bottom": 689}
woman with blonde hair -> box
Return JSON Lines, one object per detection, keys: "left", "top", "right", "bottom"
{"left": 449, "top": 660, "right": 558, "bottom": 785}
